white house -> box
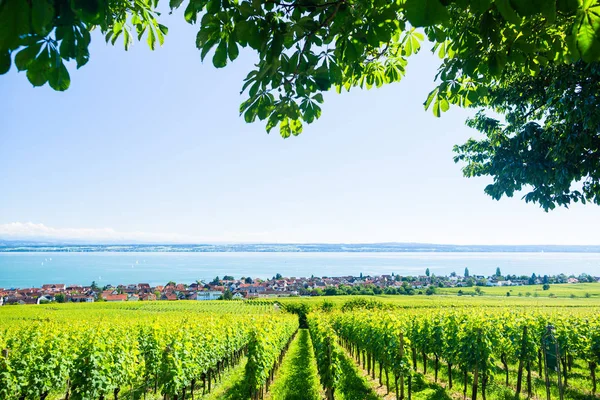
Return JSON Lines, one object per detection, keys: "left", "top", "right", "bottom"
{"left": 37, "top": 295, "right": 54, "bottom": 304}
{"left": 196, "top": 291, "right": 223, "bottom": 301}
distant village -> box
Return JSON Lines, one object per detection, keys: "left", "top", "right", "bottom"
{"left": 1, "top": 270, "right": 598, "bottom": 305}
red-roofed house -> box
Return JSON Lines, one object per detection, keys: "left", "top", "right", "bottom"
{"left": 140, "top": 293, "right": 157, "bottom": 301}
{"left": 42, "top": 284, "right": 66, "bottom": 292}
{"left": 104, "top": 294, "right": 127, "bottom": 302}
{"left": 162, "top": 293, "right": 178, "bottom": 301}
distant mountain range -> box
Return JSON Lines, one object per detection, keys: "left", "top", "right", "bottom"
{"left": 1, "top": 241, "right": 600, "bottom": 253}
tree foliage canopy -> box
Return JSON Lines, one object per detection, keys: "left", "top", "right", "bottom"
{"left": 2, "top": 0, "right": 599, "bottom": 128}
{"left": 2, "top": 0, "right": 600, "bottom": 209}
{"left": 455, "top": 62, "right": 600, "bottom": 210}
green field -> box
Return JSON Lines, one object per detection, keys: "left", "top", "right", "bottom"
{"left": 436, "top": 282, "right": 600, "bottom": 298}
{"left": 1, "top": 295, "right": 599, "bottom": 400}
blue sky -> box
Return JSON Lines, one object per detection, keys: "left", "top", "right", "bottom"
{"left": 1, "top": 11, "right": 599, "bottom": 245}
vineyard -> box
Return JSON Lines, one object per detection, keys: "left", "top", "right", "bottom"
{"left": 0, "top": 298, "right": 599, "bottom": 400}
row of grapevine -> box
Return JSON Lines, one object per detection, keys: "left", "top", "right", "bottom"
{"left": 323, "top": 308, "right": 600, "bottom": 400}
{"left": 307, "top": 313, "right": 343, "bottom": 400}
{"left": 0, "top": 300, "right": 276, "bottom": 324}
{"left": 0, "top": 312, "right": 295, "bottom": 400}
{"left": 331, "top": 310, "right": 412, "bottom": 399}
{"left": 245, "top": 315, "right": 298, "bottom": 400}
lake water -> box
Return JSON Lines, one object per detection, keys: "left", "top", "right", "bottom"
{"left": 0, "top": 252, "right": 599, "bottom": 288}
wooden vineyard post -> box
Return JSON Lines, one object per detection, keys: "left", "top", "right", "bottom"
{"left": 591, "top": 362, "right": 597, "bottom": 395}
{"left": 516, "top": 325, "right": 527, "bottom": 396}
{"left": 472, "top": 361, "right": 478, "bottom": 400}
{"left": 463, "top": 369, "right": 468, "bottom": 399}
{"left": 554, "top": 333, "right": 564, "bottom": 400}
{"left": 543, "top": 335, "right": 551, "bottom": 400}
{"left": 371, "top": 353, "right": 375, "bottom": 380}
{"left": 542, "top": 325, "right": 565, "bottom": 400}
{"left": 372, "top": 353, "right": 376, "bottom": 380}
{"left": 412, "top": 347, "right": 417, "bottom": 370}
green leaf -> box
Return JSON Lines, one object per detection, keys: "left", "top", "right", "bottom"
{"left": 31, "top": 0, "right": 54, "bottom": 35}
{"left": 572, "top": 1, "right": 600, "bottom": 62}
{"left": 169, "top": 0, "right": 184, "bottom": 9}
{"left": 343, "top": 40, "right": 358, "bottom": 63}
{"left": 440, "top": 98, "right": 450, "bottom": 112}
{"left": 14, "top": 42, "right": 42, "bottom": 71}
{"left": 314, "top": 65, "right": 330, "bottom": 90}
{"left": 0, "top": 50, "right": 10, "bottom": 74}
{"left": 432, "top": 101, "right": 439, "bottom": 117}
{"left": 244, "top": 105, "right": 257, "bottom": 123}
{"left": 147, "top": 27, "right": 156, "bottom": 50}
{"left": 228, "top": 37, "right": 239, "bottom": 61}
{"left": 239, "top": 2, "right": 254, "bottom": 18}
{"left": 0, "top": 0, "right": 31, "bottom": 50}
{"left": 201, "top": 38, "right": 218, "bottom": 61}
{"left": 424, "top": 87, "right": 438, "bottom": 110}
{"left": 26, "top": 48, "right": 51, "bottom": 86}
{"left": 404, "top": 0, "right": 449, "bottom": 27}
{"left": 75, "top": 42, "right": 90, "bottom": 68}
{"left": 289, "top": 118, "right": 302, "bottom": 136}
{"left": 213, "top": 40, "right": 228, "bottom": 68}
{"left": 48, "top": 61, "right": 70, "bottom": 91}
{"left": 155, "top": 25, "right": 164, "bottom": 46}
{"left": 280, "top": 117, "right": 291, "bottom": 138}
{"left": 265, "top": 115, "right": 278, "bottom": 133}
{"left": 59, "top": 30, "right": 76, "bottom": 59}
{"left": 488, "top": 52, "right": 507, "bottom": 75}
{"left": 184, "top": 1, "right": 197, "bottom": 24}
{"left": 246, "top": 23, "right": 262, "bottom": 50}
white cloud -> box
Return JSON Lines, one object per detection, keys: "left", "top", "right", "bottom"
{"left": 0, "top": 222, "right": 214, "bottom": 244}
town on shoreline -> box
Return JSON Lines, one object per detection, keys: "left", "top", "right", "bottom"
{"left": 2, "top": 269, "right": 599, "bottom": 306}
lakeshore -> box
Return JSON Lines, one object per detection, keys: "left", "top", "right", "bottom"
{"left": 2, "top": 270, "right": 599, "bottom": 306}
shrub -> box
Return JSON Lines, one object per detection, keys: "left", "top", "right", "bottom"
{"left": 425, "top": 286, "right": 436, "bottom": 296}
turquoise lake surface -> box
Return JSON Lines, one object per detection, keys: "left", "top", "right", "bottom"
{"left": 1, "top": 252, "right": 599, "bottom": 288}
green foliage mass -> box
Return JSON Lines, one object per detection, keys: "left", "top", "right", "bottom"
{"left": 1, "top": 0, "right": 599, "bottom": 130}
{"left": 454, "top": 61, "right": 600, "bottom": 210}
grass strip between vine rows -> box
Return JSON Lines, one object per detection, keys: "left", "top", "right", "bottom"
{"left": 266, "top": 329, "right": 323, "bottom": 400}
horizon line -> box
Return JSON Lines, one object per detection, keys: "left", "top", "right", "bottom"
{"left": 2, "top": 241, "right": 600, "bottom": 248}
